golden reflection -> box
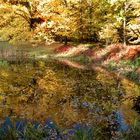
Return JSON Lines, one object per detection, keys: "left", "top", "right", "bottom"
{"left": 121, "top": 79, "right": 140, "bottom": 97}
{"left": 120, "top": 78, "right": 140, "bottom": 125}
{"left": 0, "top": 60, "right": 140, "bottom": 129}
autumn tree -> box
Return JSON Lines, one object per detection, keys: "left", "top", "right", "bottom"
{"left": 0, "top": 0, "right": 140, "bottom": 45}
{"left": 99, "top": 0, "right": 140, "bottom": 45}
{"left": 107, "top": 0, "right": 140, "bottom": 44}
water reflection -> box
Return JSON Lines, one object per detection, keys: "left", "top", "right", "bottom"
{"left": 0, "top": 57, "right": 140, "bottom": 138}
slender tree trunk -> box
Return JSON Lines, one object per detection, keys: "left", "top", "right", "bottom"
{"left": 123, "top": 0, "right": 127, "bottom": 45}
{"left": 64, "top": 36, "right": 68, "bottom": 45}
{"left": 63, "top": 0, "right": 68, "bottom": 7}
{"left": 89, "top": 0, "right": 93, "bottom": 42}
{"left": 63, "top": 0, "right": 68, "bottom": 45}
{"left": 79, "top": 0, "right": 84, "bottom": 42}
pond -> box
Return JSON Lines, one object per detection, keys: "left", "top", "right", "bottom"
{"left": 0, "top": 46, "right": 140, "bottom": 139}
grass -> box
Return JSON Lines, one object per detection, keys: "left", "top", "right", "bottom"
{"left": 0, "top": 118, "right": 61, "bottom": 140}
{"left": 0, "top": 60, "right": 9, "bottom": 67}
{"left": 106, "top": 57, "right": 140, "bottom": 84}
{"left": 0, "top": 117, "right": 140, "bottom": 140}
{"left": 107, "top": 61, "right": 118, "bottom": 71}
{"left": 120, "top": 120, "right": 140, "bottom": 140}
{"left": 70, "top": 55, "right": 92, "bottom": 64}
{"left": 121, "top": 57, "right": 140, "bottom": 69}
{"left": 0, "top": 118, "right": 94, "bottom": 140}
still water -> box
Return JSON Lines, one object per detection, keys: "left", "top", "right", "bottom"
{"left": 0, "top": 47, "right": 140, "bottom": 139}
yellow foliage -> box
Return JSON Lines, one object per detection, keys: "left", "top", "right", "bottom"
{"left": 121, "top": 79, "right": 140, "bottom": 97}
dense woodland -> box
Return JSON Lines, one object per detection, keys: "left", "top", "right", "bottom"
{"left": 0, "top": 0, "right": 140, "bottom": 45}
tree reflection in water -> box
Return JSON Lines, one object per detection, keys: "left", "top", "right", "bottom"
{"left": 0, "top": 59, "right": 140, "bottom": 139}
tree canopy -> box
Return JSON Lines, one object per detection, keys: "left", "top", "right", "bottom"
{"left": 0, "top": 0, "right": 140, "bottom": 45}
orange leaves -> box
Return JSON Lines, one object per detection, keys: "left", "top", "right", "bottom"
{"left": 123, "top": 46, "right": 140, "bottom": 60}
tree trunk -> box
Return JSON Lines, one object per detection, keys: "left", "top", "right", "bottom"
{"left": 89, "top": 0, "right": 93, "bottom": 42}
{"left": 79, "top": 0, "right": 84, "bottom": 42}
{"left": 64, "top": 36, "right": 68, "bottom": 45}
{"left": 123, "top": 0, "right": 127, "bottom": 45}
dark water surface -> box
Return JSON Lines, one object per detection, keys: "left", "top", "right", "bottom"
{"left": 0, "top": 47, "right": 140, "bottom": 139}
